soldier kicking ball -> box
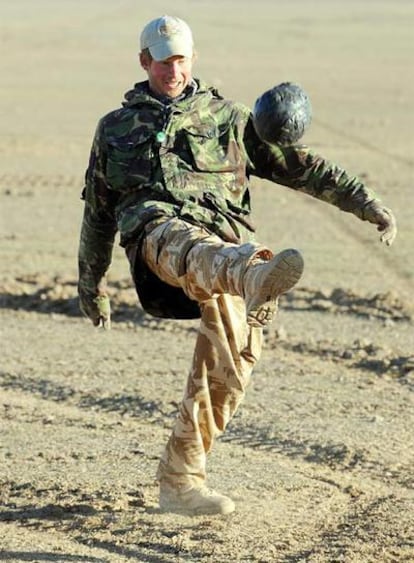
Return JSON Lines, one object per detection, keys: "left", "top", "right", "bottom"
{"left": 78, "top": 15, "right": 397, "bottom": 516}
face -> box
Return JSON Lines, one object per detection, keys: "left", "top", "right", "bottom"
{"left": 140, "top": 53, "right": 194, "bottom": 98}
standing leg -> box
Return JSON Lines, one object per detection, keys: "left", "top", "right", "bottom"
{"left": 157, "top": 293, "right": 263, "bottom": 514}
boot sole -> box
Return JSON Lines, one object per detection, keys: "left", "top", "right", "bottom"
{"left": 246, "top": 249, "right": 304, "bottom": 327}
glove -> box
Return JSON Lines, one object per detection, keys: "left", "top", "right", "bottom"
{"left": 361, "top": 201, "right": 397, "bottom": 247}
{"left": 79, "top": 292, "right": 111, "bottom": 330}
{"left": 94, "top": 294, "right": 111, "bottom": 330}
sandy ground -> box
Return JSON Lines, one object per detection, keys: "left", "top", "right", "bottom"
{"left": 1, "top": 1, "right": 413, "bottom": 561}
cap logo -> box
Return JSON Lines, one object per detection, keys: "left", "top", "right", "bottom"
{"left": 158, "top": 21, "right": 181, "bottom": 38}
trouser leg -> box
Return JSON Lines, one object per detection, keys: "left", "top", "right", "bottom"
{"left": 156, "top": 293, "right": 263, "bottom": 488}
{"left": 142, "top": 218, "right": 273, "bottom": 303}
{"left": 140, "top": 218, "right": 268, "bottom": 488}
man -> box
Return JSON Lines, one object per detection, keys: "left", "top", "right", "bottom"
{"left": 78, "top": 15, "right": 397, "bottom": 516}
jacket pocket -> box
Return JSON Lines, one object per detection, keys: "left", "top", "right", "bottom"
{"left": 183, "top": 121, "right": 240, "bottom": 173}
{"left": 106, "top": 130, "right": 154, "bottom": 190}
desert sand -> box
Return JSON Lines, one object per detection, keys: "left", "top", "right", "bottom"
{"left": 1, "top": 1, "right": 413, "bottom": 561}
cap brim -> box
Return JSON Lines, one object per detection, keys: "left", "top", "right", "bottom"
{"left": 149, "top": 38, "right": 193, "bottom": 61}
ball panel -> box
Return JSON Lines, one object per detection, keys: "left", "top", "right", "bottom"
{"left": 253, "top": 82, "right": 312, "bottom": 145}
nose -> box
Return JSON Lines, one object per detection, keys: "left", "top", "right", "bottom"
{"left": 168, "top": 61, "right": 181, "bottom": 78}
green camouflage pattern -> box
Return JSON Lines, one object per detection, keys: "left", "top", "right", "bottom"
{"left": 78, "top": 78, "right": 379, "bottom": 319}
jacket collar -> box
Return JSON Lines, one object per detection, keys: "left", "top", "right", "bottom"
{"left": 122, "top": 79, "right": 219, "bottom": 111}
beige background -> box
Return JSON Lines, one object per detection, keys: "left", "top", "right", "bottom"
{"left": 1, "top": 1, "right": 413, "bottom": 561}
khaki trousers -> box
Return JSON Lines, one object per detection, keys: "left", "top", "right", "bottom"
{"left": 142, "top": 218, "right": 269, "bottom": 489}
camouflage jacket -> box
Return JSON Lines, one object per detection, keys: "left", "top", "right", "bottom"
{"left": 78, "top": 78, "right": 378, "bottom": 318}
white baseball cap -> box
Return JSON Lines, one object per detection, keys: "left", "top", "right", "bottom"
{"left": 140, "top": 15, "right": 194, "bottom": 61}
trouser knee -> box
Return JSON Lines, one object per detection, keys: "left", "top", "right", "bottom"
{"left": 143, "top": 217, "right": 272, "bottom": 302}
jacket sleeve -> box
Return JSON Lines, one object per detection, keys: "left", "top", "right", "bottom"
{"left": 243, "top": 117, "right": 379, "bottom": 219}
{"left": 78, "top": 119, "right": 118, "bottom": 321}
